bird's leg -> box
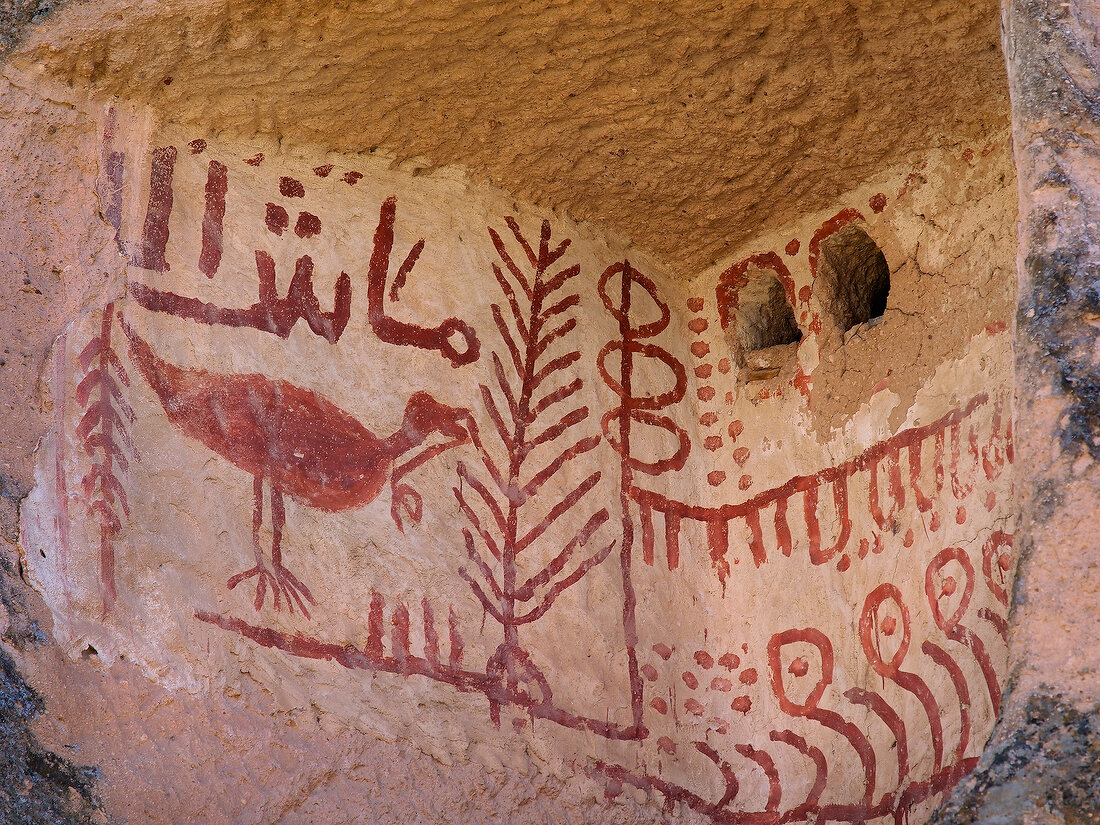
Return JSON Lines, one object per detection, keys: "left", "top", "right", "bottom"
{"left": 269, "top": 487, "right": 316, "bottom": 618}
{"left": 227, "top": 476, "right": 280, "bottom": 611}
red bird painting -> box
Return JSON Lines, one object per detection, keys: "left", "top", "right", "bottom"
{"left": 123, "top": 320, "right": 470, "bottom": 617}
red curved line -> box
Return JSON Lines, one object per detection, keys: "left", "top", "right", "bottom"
{"left": 716, "top": 251, "right": 797, "bottom": 327}
{"left": 891, "top": 669, "right": 944, "bottom": 773}
{"left": 921, "top": 641, "right": 971, "bottom": 763}
{"left": 806, "top": 707, "right": 876, "bottom": 807}
{"left": 770, "top": 729, "right": 826, "bottom": 813}
{"left": 370, "top": 197, "right": 480, "bottom": 366}
{"left": 806, "top": 475, "right": 851, "bottom": 565}
{"left": 628, "top": 395, "right": 988, "bottom": 523}
{"left": 735, "top": 744, "right": 782, "bottom": 813}
{"left": 808, "top": 207, "right": 866, "bottom": 280}
{"left": 844, "top": 687, "right": 908, "bottom": 787}
{"left": 978, "top": 607, "right": 1009, "bottom": 642}
{"left": 952, "top": 626, "right": 1002, "bottom": 716}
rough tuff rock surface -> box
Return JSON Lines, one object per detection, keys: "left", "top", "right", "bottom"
{"left": 0, "top": 2, "right": 1057, "bottom": 824}
{"left": 926, "top": 1, "right": 1100, "bottom": 822}
{"left": 5, "top": 0, "right": 1009, "bottom": 273}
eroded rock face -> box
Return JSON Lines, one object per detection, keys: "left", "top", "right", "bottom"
{"left": 2, "top": 0, "right": 1009, "bottom": 273}
{"left": 8, "top": 92, "right": 1019, "bottom": 822}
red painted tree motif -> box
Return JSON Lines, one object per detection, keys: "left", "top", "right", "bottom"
{"left": 455, "top": 216, "right": 614, "bottom": 722}
{"left": 76, "top": 303, "right": 136, "bottom": 614}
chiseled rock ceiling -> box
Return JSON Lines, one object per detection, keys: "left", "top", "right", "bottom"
{"left": 13, "top": 0, "right": 1008, "bottom": 273}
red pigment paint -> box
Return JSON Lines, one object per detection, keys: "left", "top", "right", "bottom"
{"left": 926, "top": 547, "right": 1000, "bottom": 714}
{"left": 869, "top": 193, "right": 887, "bottom": 213}
{"left": 694, "top": 651, "right": 714, "bottom": 669}
{"left": 733, "top": 447, "right": 750, "bottom": 465}
{"left": 785, "top": 238, "right": 800, "bottom": 256}
{"left": 704, "top": 436, "right": 723, "bottom": 451}
{"left": 982, "top": 531, "right": 1013, "bottom": 607}
{"left": 199, "top": 160, "right": 227, "bottom": 278}
{"left": 688, "top": 318, "right": 708, "bottom": 333}
{"left": 294, "top": 211, "right": 322, "bottom": 238}
{"left": 369, "top": 197, "right": 479, "bottom": 366}
{"left": 130, "top": 145, "right": 177, "bottom": 272}
{"left": 716, "top": 251, "right": 797, "bottom": 329}
{"left": 125, "top": 325, "right": 472, "bottom": 613}
{"left": 695, "top": 364, "right": 713, "bottom": 378}
{"left": 728, "top": 420, "right": 744, "bottom": 439}
{"left": 699, "top": 412, "right": 718, "bottom": 426}
{"left": 342, "top": 170, "right": 363, "bottom": 185}
{"left": 769, "top": 628, "right": 877, "bottom": 806}
{"left": 697, "top": 386, "right": 715, "bottom": 401}
{"left": 707, "top": 471, "right": 726, "bottom": 487}
{"left": 859, "top": 584, "right": 945, "bottom": 772}
{"left": 188, "top": 139, "right": 207, "bottom": 154}
{"left": 103, "top": 151, "right": 124, "bottom": 232}
{"left": 652, "top": 643, "right": 673, "bottom": 660}
{"left": 76, "top": 305, "right": 133, "bottom": 614}
{"left": 265, "top": 203, "right": 289, "bottom": 235}
{"left": 422, "top": 599, "right": 440, "bottom": 670}
{"left": 132, "top": 250, "right": 350, "bottom": 343}
{"left": 313, "top": 164, "right": 334, "bottom": 177}
{"left": 691, "top": 341, "right": 710, "bottom": 358}
{"left": 718, "top": 652, "right": 740, "bottom": 669}
{"left": 244, "top": 153, "right": 264, "bottom": 166}
{"left": 280, "top": 176, "right": 306, "bottom": 198}
{"left": 687, "top": 297, "right": 704, "bottom": 312}
{"left": 808, "top": 208, "right": 865, "bottom": 280}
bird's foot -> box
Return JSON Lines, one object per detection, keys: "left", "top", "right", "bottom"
{"left": 227, "top": 562, "right": 316, "bottom": 618}
{"left": 227, "top": 563, "right": 281, "bottom": 613}
{"left": 272, "top": 563, "right": 316, "bottom": 619}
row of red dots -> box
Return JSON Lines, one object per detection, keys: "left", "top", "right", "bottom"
{"left": 686, "top": 297, "right": 752, "bottom": 490}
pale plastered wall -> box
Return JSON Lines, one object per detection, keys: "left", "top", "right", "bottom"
{"left": 6, "top": 76, "right": 1018, "bottom": 822}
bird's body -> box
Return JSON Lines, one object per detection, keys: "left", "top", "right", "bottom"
{"left": 124, "top": 322, "right": 469, "bottom": 616}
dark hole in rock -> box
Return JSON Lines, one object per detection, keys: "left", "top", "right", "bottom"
{"left": 80, "top": 645, "right": 97, "bottom": 659}
{"left": 818, "top": 225, "right": 890, "bottom": 333}
{"left": 730, "top": 273, "right": 802, "bottom": 370}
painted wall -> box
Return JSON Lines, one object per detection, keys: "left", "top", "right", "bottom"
{"left": 17, "top": 98, "right": 1017, "bottom": 823}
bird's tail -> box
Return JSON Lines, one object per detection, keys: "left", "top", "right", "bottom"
{"left": 119, "top": 315, "right": 194, "bottom": 408}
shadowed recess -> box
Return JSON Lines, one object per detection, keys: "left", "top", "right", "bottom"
{"left": 817, "top": 225, "right": 890, "bottom": 333}
{"left": 731, "top": 272, "right": 802, "bottom": 363}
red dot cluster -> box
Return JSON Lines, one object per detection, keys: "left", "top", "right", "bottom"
{"left": 643, "top": 642, "right": 756, "bottom": 723}
{"left": 685, "top": 298, "right": 752, "bottom": 491}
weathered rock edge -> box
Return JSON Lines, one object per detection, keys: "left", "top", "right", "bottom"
{"left": 932, "top": 1, "right": 1100, "bottom": 821}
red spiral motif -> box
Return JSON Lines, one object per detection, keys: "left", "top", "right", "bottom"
{"left": 598, "top": 261, "right": 689, "bottom": 476}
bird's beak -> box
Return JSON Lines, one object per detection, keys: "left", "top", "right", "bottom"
{"left": 448, "top": 408, "right": 472, "bottom": 441}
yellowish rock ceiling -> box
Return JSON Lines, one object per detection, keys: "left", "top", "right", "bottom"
{"left": 11, "top": 0, "right": 1008, "bottom": 273}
